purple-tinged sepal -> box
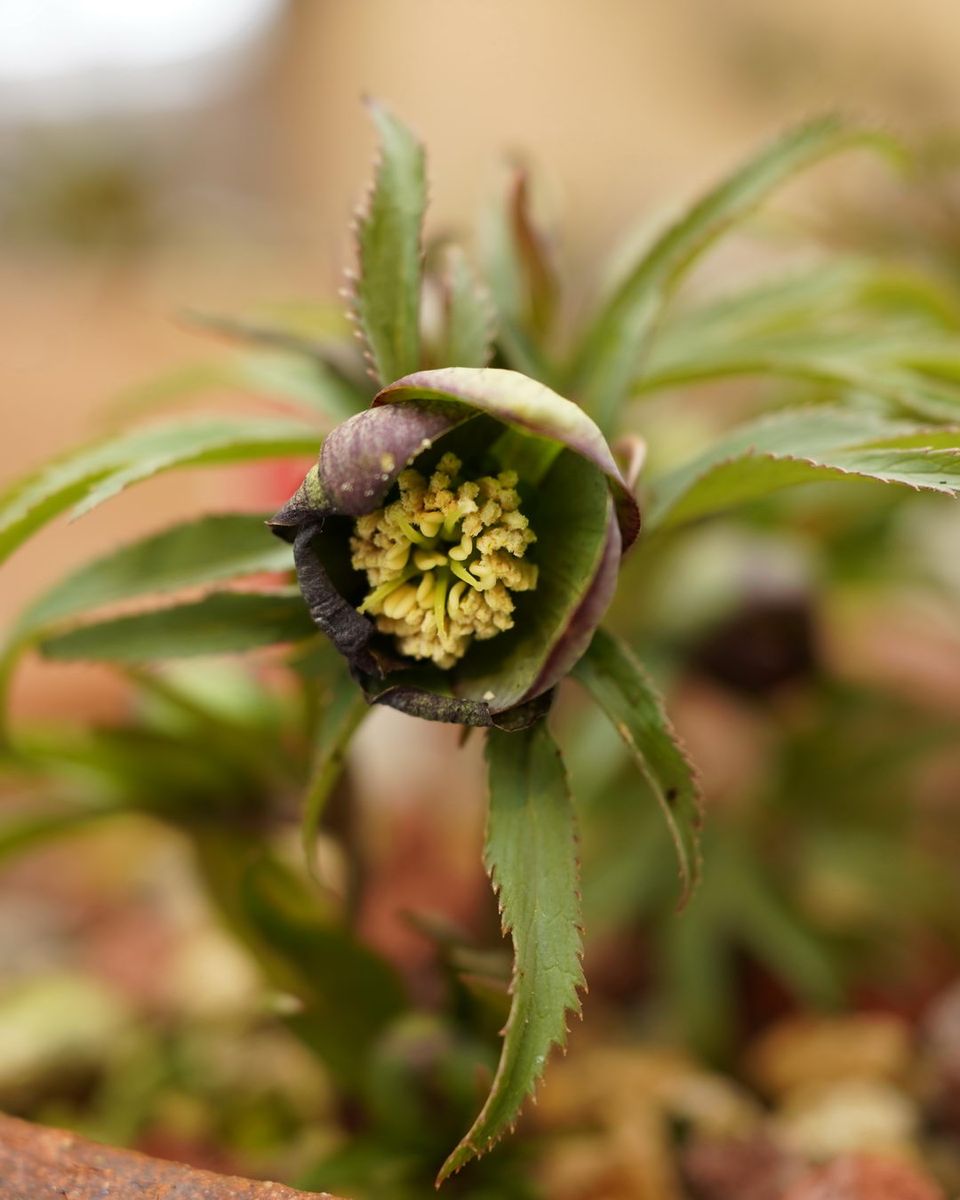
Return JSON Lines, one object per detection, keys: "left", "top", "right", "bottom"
{"left": 269, "top": 367, "right": 641, "bottom": 727}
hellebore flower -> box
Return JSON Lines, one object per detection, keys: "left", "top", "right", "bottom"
{"left": 269, "top": 367, "right": 640, "bottom": 729}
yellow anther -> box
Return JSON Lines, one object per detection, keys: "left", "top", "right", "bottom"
{"left": 384, "top": 542, "right": 411, "bottom": 571}
{"left": 357, "top": 568, "right": 415, "bottom": 615}
{"left": 448, "top": 580, "right": 467, "bottom": 619}
{"left": 416, "top": 572, "right": 436, "bottom": 606}
{"left": 418, "top": 514, "right": 443, "bottom": 538}
{"left": 414, "top": 548, "right": 447, "bottom": 571}
{"left": 350, "top": 451, "right": 536, "bottom": 668}
{"left": 382, "top": 584, "right": 418, "bottom": 620}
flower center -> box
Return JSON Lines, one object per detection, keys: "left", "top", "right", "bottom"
{"left": 350, "top": 452, "right": 538, "bottom": 669}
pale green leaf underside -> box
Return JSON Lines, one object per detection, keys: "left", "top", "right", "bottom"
{"left": 650, "top": 407, "right": 915, "bottom": 515}
{"left": 439, "top": 722, "right": 582, "bottom": 1182}
{"left": 440, "top": 245, "right": 494, "bottom": 369}
{"left": 0, "top": 415, "right": 321, "bottom": 567}
{"left": 636, "top": 330, "right": 960, "bottom": 421}
{"left": 353, "top": 102, "right": 426, "bottom": 384}
{"left": 572, "top": 627, "right": 702, "bottom": 905}
{"left": 651, "top": 442, "right": 960, "bottom": 530}
{"left": 40, "top": 590, "right": 316, "bottom": 662}
{"left": 650, "top": 261, "right": 960, "bottom": 357}
{"left": 572, "top": 115, "right": 899, "bottom": 429}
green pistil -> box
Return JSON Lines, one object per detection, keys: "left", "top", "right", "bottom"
{"left": 441, "top": 511, "right": 462, "bottom": 541}
{"left": 448, "top": 559, "right": 482, "bottom": 591}
{"left": 394, "top": 516, "right": 431, "bottom": 546}
{"left": 433, "top": 568, "right": 450, "bottom": 645}
{"left": 357, "top": 565, "right": 417, "bottom": 614}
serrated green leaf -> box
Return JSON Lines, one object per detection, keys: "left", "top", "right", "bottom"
{"left": 571, "top": 116, "right": 900, "bottom": 431}
{"left": 352, "top": 101, "right": 426, "bottom": 384}
{"left": 40, "top": 590, "right": 316, "bottom": 662}
{"left": 0, "top": 415, "right": 322, "bottom": 566}
{"left": 439, "top": 722, "right": 582, "bottom": 1182}
{"left": 0, "top": 515, "right": 292, "bottom": 739}
{"left": 18, "top": 514, "right": 290, "bottom": 636}
{"left": 637, "top": 330, "right": 960, "bottom": 420}
{"left": 438, "top": 245, "right": 494, "bottom": 368}
{"left": 648, "top": 406, "right": 918, "bottom": 527}
{"left": 650, "top": 262, "right": 960, "bottom": 363}
{"left": 572, "top": 627, "right": 702, "bottom": 905}
{"left": 651, "top": 443, "right": 960, "bottom": 530}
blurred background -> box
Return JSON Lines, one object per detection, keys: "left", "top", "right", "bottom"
{"left": 8, "top": 0, "right": 960, "bottom": 724}
{"left": 7, "top": 3, "right": 960, "bottom": 1197}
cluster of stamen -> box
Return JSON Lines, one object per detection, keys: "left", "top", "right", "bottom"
{"left": 350, "top": 452, "right": 537, "bottom": 668}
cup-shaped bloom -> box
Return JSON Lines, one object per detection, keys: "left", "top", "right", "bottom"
{"left": 269, "top": 368, "right": 639, "bottom": 729}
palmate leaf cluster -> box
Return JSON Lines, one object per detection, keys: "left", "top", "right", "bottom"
{"left": 5, "top": 106, "right": 960, "bottom": 1192}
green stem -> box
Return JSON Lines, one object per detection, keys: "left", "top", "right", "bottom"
{"left": 301, "top": 683, "right": 369, "bottom": 886}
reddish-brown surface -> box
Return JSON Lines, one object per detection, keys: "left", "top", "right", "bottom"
{"left": 0, "top": 1113, "right": 343, "bottom": 1200}
{"left": 782, "top": 1154, "right": 946, "bottom": 1200}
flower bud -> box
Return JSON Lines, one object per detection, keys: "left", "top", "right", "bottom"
{"left": 269, "top": 367, "right": 639, "bottom": 728}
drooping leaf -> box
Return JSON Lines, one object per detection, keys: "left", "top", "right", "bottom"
{"left": 0, "top": 516, "right": 293, "bottom": 737}
{"left": 40, "top": 591, "right": 316, "bottom": 662}
{"left": 570, "top": 116, "right": 900, "bottom": 430}
{"left": 572, "top": 627, "right": 702, "bottom": 904}
{"left": 439, "top": 722, "right": 582, "bottom": 1182}
{"left": 351, "top": 101, "right": 427, "bottom": 384}
{"left": 646, "top": 406, "right": 926, "bottom": 527}
{"left": 437, "top": 245, "right": 494, "bottom": 369}
{"left": 301, "top": 660, "right": 368, "bottom": 882}
{"left": 0, "top": 415, "right": 322, "bottom": 566}
{"left": 17, "top": 514, "right": 290, "bottom": 637}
